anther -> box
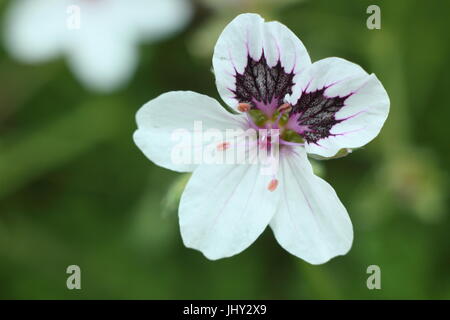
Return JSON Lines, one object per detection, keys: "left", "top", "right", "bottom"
{"left": 237, "top": 103, "right": 251, "bottom": 113}
{"left": 267, "top": 179, "right": 279, "bottom": 192}
{"left": 217, "top": 142, "right": 230, "bottom": 151}
{"left": 277, "top": 103, "right": 292, "bottom": 114}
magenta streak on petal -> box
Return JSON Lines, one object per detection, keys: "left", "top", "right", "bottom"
{"left": 245, "top": 28, "right": 263, "bottom": 62}
{"left": 279, "top": 139, "right": 305, "bottom": 147}
{"left": 227, "top": 47, "right": 239, "bottom": 74}
{"left": 330, "top": 126, "right": 366, "bottom": 137}
{"left": 223, "top": 69, "right": 237, "bottom": 78}
{"left": 285, "top": 112, "right": 311, "bottom": 134}
{"left": 290, "top": 47, "right": 298, "bottom": 74}
{"left": 290, "top": 87, "right": 354, "bottom": 143}
{"left": 229, "top": 138, "right": 260, "bottom": 159}
{"left": 303, "top": 78, "right": 314, "bottom": 94}
{"left": 309, "top": 139, "right": 328, "bottom": 148}
{"left": 274, "top": 38, "right": 282, "bottom": 67}
{"left": 336, "top": 109, "right": 369, "bottom": 121}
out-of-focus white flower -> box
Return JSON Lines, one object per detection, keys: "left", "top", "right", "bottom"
{"left": 133, "top": 14, "right": 390, "bottom": 264}
{"left": 4, "top": 0, "right": 192, "bottom": 92}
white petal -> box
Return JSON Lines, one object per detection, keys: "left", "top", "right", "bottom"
{"left": 4, "top": 0, "right": 192, "bottom": 92}
{"left": 134, "top": 91, "right": 246, "bottom": 172}
{"left": 118, "top": 0, "right": 193, "bottom": 42}
{"left": 213, "top": 13, "right": 311, "bottom": 111}
{"left": 291, "top": 57, "right": 390, "bottom": 158}
{"left": 270, "top": 148, "right": 353, "bottom": 264}
{"left": 179, "top": 161, "right": 280, "bottom": 260}
{"left": 66, "top": 34, "right": 138, "bottom": 92}
{"left": 4, "top": 0, "right": 65, "bottom": 63}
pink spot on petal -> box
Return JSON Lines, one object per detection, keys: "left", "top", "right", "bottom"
{"left": 267, "top": 179, "right": 279, "bottom": 192}
{"left": 217, "top": 142, "right": 230, "bottom": 151}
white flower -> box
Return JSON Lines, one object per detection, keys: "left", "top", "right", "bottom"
{"left": 133, "top": 14, "right": 389, "bottom": 264}
{"left": 4, "top": 0, "right": 192, "bottom": 92}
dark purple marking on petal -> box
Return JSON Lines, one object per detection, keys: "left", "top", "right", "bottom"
{"left": 232, "top": 54, "right": 295, "bottom": 115}
{"left": 291, "top": 87, "right": 353, "bottom": 143}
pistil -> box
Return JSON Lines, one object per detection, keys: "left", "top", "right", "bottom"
{"left": 241, "top": 101, "right": 305, "bottom": 145}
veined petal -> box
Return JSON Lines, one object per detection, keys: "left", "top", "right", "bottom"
{"left": 213, "top": 13, "right": 311, "bottom": 114}
{"left": 270, "top": 147, "right": 353, "bottom": 264}
{"left": 179, "top": 160, "right": 280, "bottom": 260}
{"left": 288, "top": 57, "right": 390, "bottom": 158}
{"left": 134, "top": 91, "right": 246, "bottom": 172}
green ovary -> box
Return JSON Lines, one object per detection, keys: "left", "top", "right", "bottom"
{"left": 248, "top": 109, "right": 305, "bottom": 143}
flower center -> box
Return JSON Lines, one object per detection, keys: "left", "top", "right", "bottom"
{"left": 229, "top": 53, "right": 355, "bottom": 191}
{"left": 240, "top": 102, "right": 305, "bottom": 146}
{"left": 232, "top": 54, "right": 353, "bottom": 146}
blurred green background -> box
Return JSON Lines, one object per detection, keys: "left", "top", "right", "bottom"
{"left": 0, "top": 0, "right": 449, "bottom": 299}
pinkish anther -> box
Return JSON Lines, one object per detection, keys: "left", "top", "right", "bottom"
{"left": 277, "top": 103, "right": 292, "bottom": 114}
{"left": 267, "top": 179, "right": 279, "bottom": 192}
{"left": 217, "top": 142, "right": 230, "bottom": 151}
{"left": 237, "top": 103, "right": 251, "bottom": 112}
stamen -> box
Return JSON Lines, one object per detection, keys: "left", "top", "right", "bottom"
{"left": 237, "top": 103, "right": 251, "bottom": 113}
{"left": 277, "top": 103, "right": 292, "bottom": 114}
{"left": 267, "top": 179, "right": 279, "bottom": 192}
{"left": 216, "top": 142, "right": 230, "bottom": 151}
